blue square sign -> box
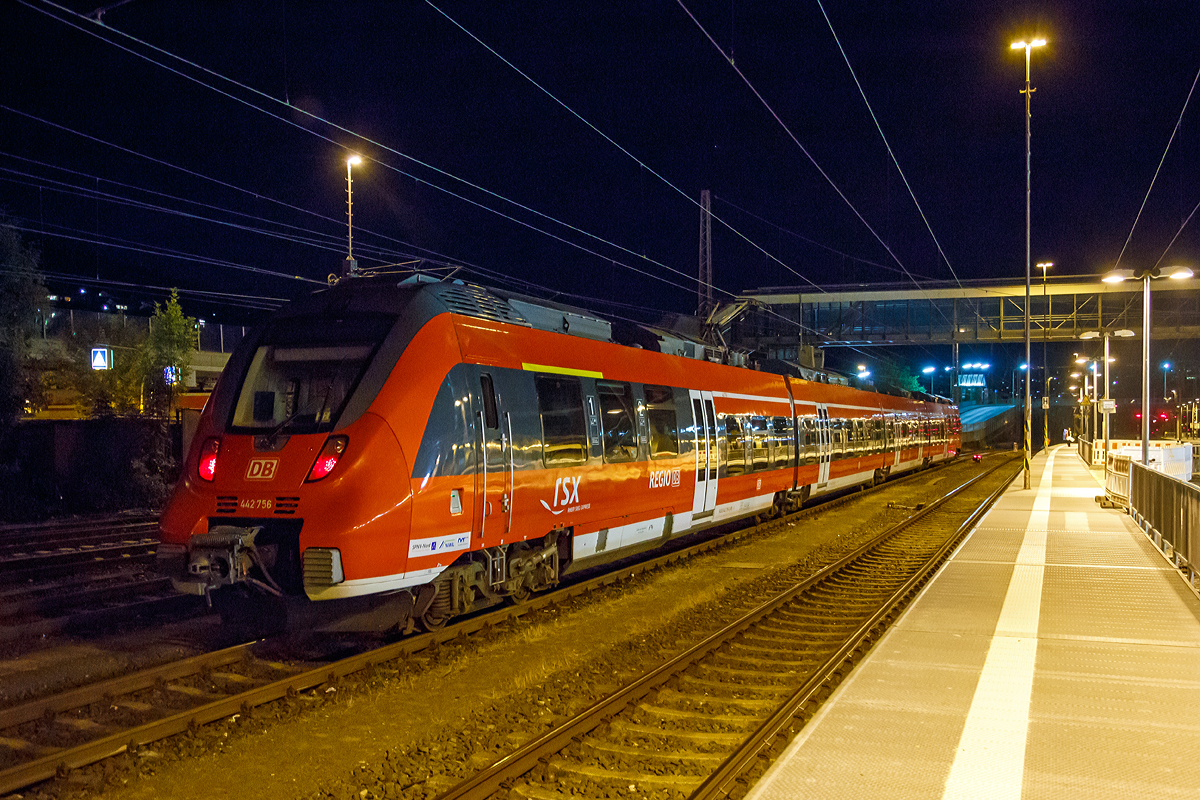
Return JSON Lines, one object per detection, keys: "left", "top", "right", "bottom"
{"left": 90, "top": 347, "right": 111, "bottom": 370}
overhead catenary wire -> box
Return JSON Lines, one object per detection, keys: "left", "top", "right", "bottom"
{"left": 1113, "top": 64, "right": 1200, "bottom": 272}
{"left": 19, "top": 0, "right": 840, "bottom": 344}
{"left": 674, "top": 0, "right": 957, "bottom": 332}
{"left": 19, "top": 1, "right": 737, "bottom": 313}
{"left": 713, "top": 195, "right": 933, "bottom": 281}
{"left": 815, "top": 0, "right": 963, "bottom": 288}
{"left": 423, "top": 0, "right": 828, "bottom": 296}
{"left": 21, "top": 0, "right": 939, "bottom": 360}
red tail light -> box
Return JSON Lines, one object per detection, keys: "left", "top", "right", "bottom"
{"left": 198, "top": 437, "right": 220, "bottom": 482}
{"left": 307, "top": 436, "right": 348, "bottom": 482}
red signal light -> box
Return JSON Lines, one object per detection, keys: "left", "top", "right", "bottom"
{"left": 198, "top": 437, "right": 220, "bottom": 482}
{"left": 307, "top": 436, "right": 348, "bottom": 482}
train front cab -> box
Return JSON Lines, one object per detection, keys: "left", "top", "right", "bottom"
{"left": 156, "top": 287, "right": 445, "bottom": 631}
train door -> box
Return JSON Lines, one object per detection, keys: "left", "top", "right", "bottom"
{"left": 477, "top": 373, "right": 512, "bottom": 546}
{"left": 816, "top": 405, "right": 832, "bottom": 486}
{"left": 890, "top": 415, "right": 901, "bottom": 468}
{"left": 689, "top": 389, "right": 719, "bottom": 518}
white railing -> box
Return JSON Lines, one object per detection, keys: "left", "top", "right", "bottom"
{"left": 1103, "top": 453, "right": 1131, "bottom": 509}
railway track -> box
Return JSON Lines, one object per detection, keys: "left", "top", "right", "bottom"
{"left": 434, "top": 455, "right": 1018, "bottom": 799}
{"left": 0, "top": 457, "right": 983, "bottom": 796}
{"left": 0, "top": 512, "right": 159, "bottom": 551}
{"left": 0, "top": 513, "right": 159, "bottom": 583}
{"left": 0, "top": 512, "right": 195, "bottom": 639}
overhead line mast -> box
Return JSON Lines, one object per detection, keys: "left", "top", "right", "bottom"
{"left": 698, "top": 189, "right": 713, "bottom": 320}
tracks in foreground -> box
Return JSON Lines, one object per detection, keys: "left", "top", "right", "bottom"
{"left": 435, "top": 456, "right": 1018, "bottom": 799}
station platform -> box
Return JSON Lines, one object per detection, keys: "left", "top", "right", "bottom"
{"left": 747, "top": 444, "right": 1200, "bottom": 800}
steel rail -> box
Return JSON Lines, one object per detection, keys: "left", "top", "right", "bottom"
{"left": 0, "top": 457, "right": 962, "bottom": 796}
{"left": 431, "top": 456, "right": 1017, "bottom": 799}
{"left": 0, "top": 517, "right": 158, "bottom": 548}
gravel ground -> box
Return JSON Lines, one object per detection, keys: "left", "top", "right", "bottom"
{"left": 6, "top": 470, "right": 966, "bottom": 800}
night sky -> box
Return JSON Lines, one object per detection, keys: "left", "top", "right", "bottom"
{"left": 3, "top": 1, "right": 1199, "bottom": 335}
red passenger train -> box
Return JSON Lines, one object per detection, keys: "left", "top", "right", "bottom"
{"left": 156, "top": 278, "right": 960, "bottom": 631}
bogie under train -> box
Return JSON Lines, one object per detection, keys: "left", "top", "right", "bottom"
{"left": 157, "top": 279, "right": 960, "bottom": 632}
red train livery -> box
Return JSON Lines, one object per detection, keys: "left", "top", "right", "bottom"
{"left": 156, "top": 278, "right": 960, "bottom": 631}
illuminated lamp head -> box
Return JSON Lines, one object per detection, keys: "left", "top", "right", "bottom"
{"left": 307, "top": 436, "right": 349, "bottom": 482}
{"left": 198, "top": 437, "right": 220, "bottom": 482}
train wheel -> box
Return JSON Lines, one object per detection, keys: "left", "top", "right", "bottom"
{"left": 507, "top": 581, "right": 533, "bottom": 606}
{"left": 418, "top": 583, "right": 452, "bottom": 631}
{"left": 419, "top": 608, "right": 448, "bottom": 631}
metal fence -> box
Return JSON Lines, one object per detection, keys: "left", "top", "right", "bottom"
{"left": 1128, "top": 461, "right": 1200, "bottom": 590}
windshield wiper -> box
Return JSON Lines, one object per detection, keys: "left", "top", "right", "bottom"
{"left": 264, "top": 410, "right": 304, "bottom": 442}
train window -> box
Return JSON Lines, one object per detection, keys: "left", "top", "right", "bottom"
{"left": 800, "top": 417, "right": 816, "bottom": 465}
{"left": 772, "top": 416, "right": 793, "bottom": 468}
{"left": 535, "top": 375, "right": 588, "bottom": 466}
{"left": 479, "top": 374, "right": 498, "bottom": 429}
{"left": 692, "top": 399, "right": 707, "bottom": 480}
{"left": 725, "top": 416, "right": 746, "bottom": 476}
{"left": 750, "top": 416, "right": 770, "bottom": 469}
{"left": 229, "top": 313, "right": 396, "bottom": 435}
{"left": 597, "top": 381, "right": 637, "bottom": 462}
{"left": 233, "top": 344, "right": 373, "bottom": 433}
{"left": 644, "top": 385, "right": 679, "bottom": 459}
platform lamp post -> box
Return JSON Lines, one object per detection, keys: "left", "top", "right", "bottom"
{"left": 1038, "top": 261, "right": 1053, "bottom": 448}
{"left": 922, "top": 366, "right": 936, "bottom": 394}
{"left": 1012, "top": 37, "right": 1046, "bottom": 488}
{"left": 1103, "top": 265, "right": 1194, "bottom": 465}
{"left": 344, "top": 154, "right": 363, "bottom": 277}
{"left": 1081, "top": 329, "right": 1135, "bottom": 465}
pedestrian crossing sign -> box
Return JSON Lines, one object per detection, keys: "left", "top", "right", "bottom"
{"left": 91, "top": 347, "right": 111, "bottom": 370}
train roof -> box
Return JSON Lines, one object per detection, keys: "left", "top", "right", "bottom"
{"left": 287, "top": 275, "right": 725, "bottom": 364}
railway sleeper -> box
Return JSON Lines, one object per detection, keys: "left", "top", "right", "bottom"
{"left": 605, "top": 718, "right": 744, "bottom": 748}
{"left": 631, "top": 701, "right": 759, "bottom": 733}
{"left": 710, "top": 651, "right": 819, "bottom": 673}
{"left": 542, "top": 760, "right": 704, "bottom": 794}
{"left": 650, "top": 687, "right": 778, "bottom": 716}
{"left": 694, "top": 662, "right": 795, "bottom": 686}
{"left": 579, "top": 739, "right": 726, "bottom": 771}
{"left": 726, "top": 641, "right": 820, "bottom": 663}
{"left": 674, "top": 674, "right": 792, "bottom": 702}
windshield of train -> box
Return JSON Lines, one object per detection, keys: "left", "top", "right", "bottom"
{"left": 229, "top": 314, "right": 395, "bottom": 436}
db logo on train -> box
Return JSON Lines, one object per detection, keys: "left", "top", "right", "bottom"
{"left": 245, "top": 458, "right": 279, "bottom": 481}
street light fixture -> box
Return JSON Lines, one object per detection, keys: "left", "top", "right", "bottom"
{"left": 1102, "top": 265, "right": 1194, "bottom": 464}
{"left": 1012, "top": 37, "right": 1047, "bottom": 489}
{"left": 1013, "top": 363, "right": 1028, "bottom": 399}
{"left": 922, "top": 365, "right": 936, "bottom": 394}
{"left": 345, "top": 154, "right": 363, "bottom": 277}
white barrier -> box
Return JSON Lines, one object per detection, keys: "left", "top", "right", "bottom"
{"left": 1108, "top": 441, "right": 1193, "bottom": 481}
{"left": 1103, "top": 453, "right": 1131, "bottom": 509}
